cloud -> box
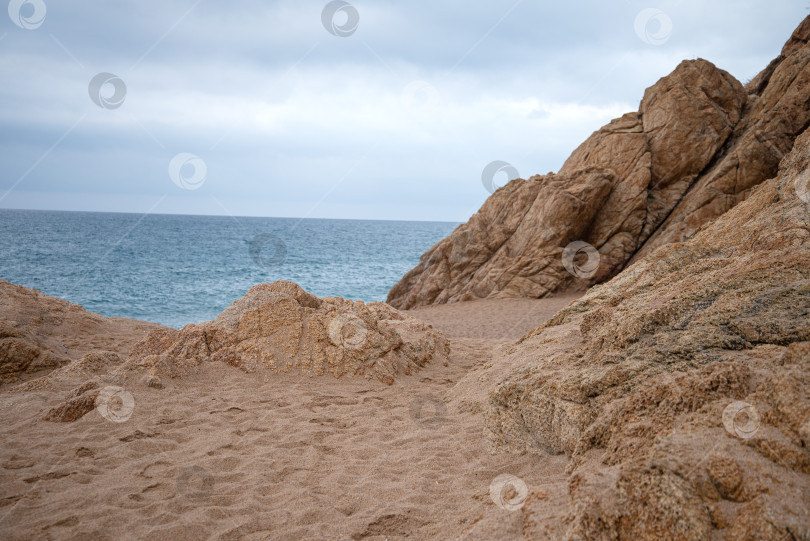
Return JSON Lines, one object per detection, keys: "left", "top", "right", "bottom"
{"left": 0, "top": 0, "right": 806, "bottom": 221}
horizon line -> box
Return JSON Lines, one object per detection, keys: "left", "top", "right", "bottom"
{"left": 0, "top": 205, "right": 463, "bottom": 225}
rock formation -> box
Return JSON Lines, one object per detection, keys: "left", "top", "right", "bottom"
{"left": 128, "top": 281, "right": 449, "bottom": 385}
{"left": 388, "top": 16, "right": 810, "bottom": 309}
{"left": 0, "top": 279, "right": 159, "bottom": 383}
{"left": 36, "top": 281, "right": 449, "bottom": 423}
{"left": 479, "top": 125, "right": 810, "bottom": 539}
{"left": 41, "top": 380, "right": 102, "bottom": 423}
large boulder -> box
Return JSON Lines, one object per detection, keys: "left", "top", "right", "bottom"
{"left": 388, "top": 16, "right": 810, "bottom": 309}
{"left": 387, "top": 169, "right": 614, "bottom": 308}
{"left": 634, "top": 16, "right": 810, "bottom": 261}
{"left": 479, "top": 126, "right": 810, "bottom": 539}
{"left": 128, "top": 281, "right": 450, "bottom": 385}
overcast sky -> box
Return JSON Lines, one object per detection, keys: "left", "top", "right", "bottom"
{"left": 0, "top": 1, "right": 806, "bottom": 222}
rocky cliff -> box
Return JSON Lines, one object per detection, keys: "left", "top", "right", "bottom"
{"left": 388, "top": 16, "right": 810, "bottom": 309}
{"left": 474, "top": 125, "right": 810, "bottom": 539}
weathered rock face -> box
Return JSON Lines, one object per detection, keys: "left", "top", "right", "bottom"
{"left": 634, "top": 15, "right": 810, "bottom": 262}
{"left": 0, "top": 280, "right": 159, "bottom": 383}
{"left": 0, "top": 320, "right": 51, "bottom": 382}
{"left": 388, "top": 16, "right": 810, "bottom": 309}
{"left": 128, "top": 281, "right": 449, "bottom": 385}
{"left": 387, "top": 169, "right": 615, "bottom": 308}
{"left": 482, "top": 126, "right": 810, "bottom": 539}
{"left": 42, "top": 380, "right": 100, "bottom": 423}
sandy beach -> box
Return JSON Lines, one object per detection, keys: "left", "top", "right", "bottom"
{"left": 0, "top": 295, "right": 580, "bottom": 540}
{"left": 2, "top": 10, "right": 809, "bottom": 540}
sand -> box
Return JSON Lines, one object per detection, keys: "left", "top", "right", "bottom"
{"left": 0, "top": 294, "right": 580, "bottom": 540}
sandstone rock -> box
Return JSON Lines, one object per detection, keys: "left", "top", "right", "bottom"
{"left": 387, "top": 169, "right": 614, "bottom": 309}
{"left": 11, "top": 350, "right": 122, "bottom": 393}
{"left": 43, "top": 381, "right": 100, "bottom": 423}
{"left": 72, "top": 351, "right": 122, "bottom": 372}
{"left": 783, "top": 16, "right": 810, "bottom": 58}
{"left": 635, "top": 59, "right": 746, "bottom": 245}
{"left": 0, "top": 317, "right": 71, "bottom": 382}
{"left": 0, "top": 280, "right": 161, "bottom": 383}
{"left": 144, "top": 372, "right": 163, "bottom": 389}
{"left": 706, "top": 455, "right": 745, "bottom": 502}
{"left": 388, "top": 16, "right": 810, "bottom": 309}
{"left": 128, "top": 281, "right": 449, "bottom": 384}
{"left": 558, "top": 112, "right": 652, "bottom": 281}
{"left": 0, "top": 331, "right": 42, "bottom": 380}
{"left": 480, "top": 126, "right": 810, "bottom": 539}
{"left": 633, "top": 21, "right": 810, "bottom": 261}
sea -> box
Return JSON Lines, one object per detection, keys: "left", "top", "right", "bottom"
{"left": 0, "top": 209, "right": 458, "bottom": 328}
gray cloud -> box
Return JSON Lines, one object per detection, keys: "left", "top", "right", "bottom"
{"left": 0, "top": 0, "right": 806, "bottom": 221}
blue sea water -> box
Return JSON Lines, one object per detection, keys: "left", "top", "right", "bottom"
{"left": 0, "top": 209, "right": 458, "bottom": 328}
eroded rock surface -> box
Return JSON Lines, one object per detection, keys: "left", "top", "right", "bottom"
{"left": 480, "top": 126, "right": 810, "bottom": 539}
{"left": 388, "top": 16, "right": 810, "bottom": 309}
{"left": 0, "top": 280, "right": 159, "bottom": 383}
{"left": 128, "top": 281, "right": 450, "bottom": 385}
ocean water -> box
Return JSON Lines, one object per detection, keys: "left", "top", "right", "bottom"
{"left": 0, "top": 209, "right": 458, "bottom": 328}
